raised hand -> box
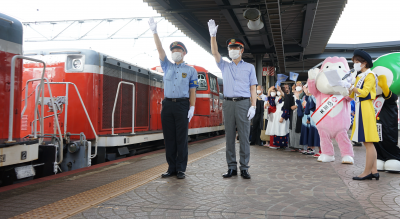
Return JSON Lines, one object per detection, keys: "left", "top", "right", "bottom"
{"left": 308, "top": 68, "right": 319, "bottom": 80}
{"left": 148, "top": 17, "right": 157, "bottom": 34}
{"left": 207, "top": 19, "right": 219, "bottom": 37}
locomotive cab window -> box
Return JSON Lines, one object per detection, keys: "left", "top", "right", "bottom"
{"left": 209, "top": 75, "right": 218, "bottom": 93}
{"left": 197, "top": 73, "right": 208, "bottom": 90}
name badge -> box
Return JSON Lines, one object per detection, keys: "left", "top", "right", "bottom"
{"left": 377, "top": 123, "right": 383, "bottom": 141}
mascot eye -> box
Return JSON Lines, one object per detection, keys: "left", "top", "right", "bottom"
{"left": 339, "top": 66, "right": 341, "bottom": 68}
{"left": 326, "top": 66, "right": 329, "bottom": 68}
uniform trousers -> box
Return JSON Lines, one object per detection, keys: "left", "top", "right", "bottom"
{"left": 223, "top": 99, "right": 251, "bottom": 171}
{"left": 161, "top": 99, "right": 189, "bottom": 173}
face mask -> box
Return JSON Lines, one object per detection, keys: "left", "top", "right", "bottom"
{"left": 229, "top": 50, "right": 241, "bottom": 60}
{"left": 276, "top": 91, "right": 281, "bottom": 96}
{"left": 171, "top": 52, "right": 183, "bottom": 62}
{"left": 354, "top": 63, "right": 363, "bottom": 72}
{"left": 257, "top": 90, "right": 261, "bottom": 94}
{"left": 270, "top": 92, "right": 276, "bottom": 97}
{"left": 296, "top": 86, "right": 302, "bottom": 92}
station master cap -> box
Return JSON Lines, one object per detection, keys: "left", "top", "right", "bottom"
{"left": 226, "top": 38, "right": 245, "bottom": 48}
{"left": 170, "top": 41, "right": 187, "bottom": 53}
{"left": 353, "top": 49, "right": 373, "bottom": 68}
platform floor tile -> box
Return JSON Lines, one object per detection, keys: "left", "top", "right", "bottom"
{"left": 72, "top": 142, "right": 373, "bottom": 219}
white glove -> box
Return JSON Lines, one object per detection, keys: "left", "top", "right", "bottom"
{"left": 340, "top": 81, "right": 351, "bottom": 89}
{"left": 308, "top": 68, "right": 319, "bottom": 80}
{"left": 188, "top": 106, "right": 195, "bottom": 122}
{"left": 148, "top": 17, "right": 157, "bottom": 34}
{"left": 207, "top": 19, "right": 219, "bottom": 37}
{"left": 247, "top": 106, "right": 256, "bottom": 120}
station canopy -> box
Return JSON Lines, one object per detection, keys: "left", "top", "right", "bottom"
{"left": 143, "top": 0, "right": 352, "bottom": 80}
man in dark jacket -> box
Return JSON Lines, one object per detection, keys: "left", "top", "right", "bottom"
{"left": 250, "top": 85, "right": 265, "bottom": 146}
{"left": 282, "top": 82, "right": 303, "bottom": 151}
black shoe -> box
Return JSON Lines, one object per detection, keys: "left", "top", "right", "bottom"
{"left": 161, "top": 171, "right": 176, "bottom": 178}
{"left": 352, "top": 173, "right": 373, "bottom": 180}
{"left": 177, "top": 171, "right": 185, "bottom": 179}
{"left": 372, "top": 173, "right": 380, "bottom": 180}
{"left": 352, "top": 141, "right": 362, "bottom": 146}
{"left": 222, "top": 169, "right": 237, "bottom": 178}
{"left": 240, "top": 170, "right": 251, "bottom": 179}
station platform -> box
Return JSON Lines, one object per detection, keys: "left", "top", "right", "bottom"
{"left": 1, "top": 135, "right": 400, "bottom": 219}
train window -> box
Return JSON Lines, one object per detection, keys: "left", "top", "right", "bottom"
{"left": 209, "top": 76, "right": 218, "bottom": 93}
{"left": 197, "top": 73, "right": 208, "bottom": 90}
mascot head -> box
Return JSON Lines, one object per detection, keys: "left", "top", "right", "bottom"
{"left": 372, "top": 52, "right": 400, "bottom": 95}
{"left": 316, "top": 56, "right": 350, "bottom": 94}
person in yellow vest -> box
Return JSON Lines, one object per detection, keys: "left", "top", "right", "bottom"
{"left": 349, "top": 49, "right": 380, "bottom": 180}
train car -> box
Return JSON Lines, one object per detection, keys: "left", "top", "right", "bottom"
{"left": 20, "top": 49, "right": 225, "bottom": 179}
{"left": 0, "top": 13, "right": 43, "bottom": 186}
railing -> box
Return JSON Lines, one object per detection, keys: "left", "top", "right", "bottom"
{"left": 9, "top": 56, "right": 63, "bottom": 155}
{"left": 111, "top": 81, "right": 135, "bottom": 135}
{"left": 22, "top": 80, "right": 99, "bottom": 160}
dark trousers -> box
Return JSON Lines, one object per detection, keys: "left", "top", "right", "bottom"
{"left": 250, "top": 114, "right": 262, "bottom": 145}
{"left": 161, "top": 99, "right": 189, "bottom": 172}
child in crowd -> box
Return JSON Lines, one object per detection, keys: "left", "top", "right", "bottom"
{"left": 298, "top": 84, "right": 321, "bottom": 156}
{"left": 304, "top": 87, "right": 321, "bottom": 157}
{"left": 299, "top": 84, "right": 310, "bottom": 154}
{"left": 265, "top": 86, "right": 290, "bottom": 149}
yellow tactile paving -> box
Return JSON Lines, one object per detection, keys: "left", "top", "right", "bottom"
{"left": 11, "top": 143, "right": 225, "bottom": 219}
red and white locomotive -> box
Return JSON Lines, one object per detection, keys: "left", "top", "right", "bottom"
{"left": 16, "top": 48, "right": 225, "bottom": 182}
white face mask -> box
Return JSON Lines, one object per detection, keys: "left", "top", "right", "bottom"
{"left": 276, "top": 91, "right": 281, "bottom": 96}
{"left": 354, "top": 63, "right": 363, "bottom": 72}
{"left": 270, "top": 92, "right": 276, "bottom": 97}
{"left": 295, "top": 86, "right": 302, "bottom": 92}
{"left": 257, "top": 90, "right": 261, "bottom": 94}
{"left": 229, "top": 50, "right": 241, "bottom": 60}
{"left": 171, "top": 52, "right": 183, "bottom": 62}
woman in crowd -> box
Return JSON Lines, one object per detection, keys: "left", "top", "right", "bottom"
{"left": 349, "top": 50, "right": 380, "bottom": 180}
{"left": 265, "top": 86, "right": 289, "bottom": 149}
{"left": 260, "top": 98, "right": 270, "bottom": 146}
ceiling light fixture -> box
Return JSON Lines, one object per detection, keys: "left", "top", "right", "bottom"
{"left": 243, "top": 8, "right": 264, "bottom": 30}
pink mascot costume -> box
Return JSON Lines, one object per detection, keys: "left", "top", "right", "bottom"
{"left": 307, "top": 56, "right": 354, "bottom": 164}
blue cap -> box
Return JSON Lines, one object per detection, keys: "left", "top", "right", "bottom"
{"left": 354, "top": 49, "right": 373, "bottom": 68}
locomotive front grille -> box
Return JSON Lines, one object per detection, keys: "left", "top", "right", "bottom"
{"left": 102, "top": 63, "right": 149, "bottom": 131}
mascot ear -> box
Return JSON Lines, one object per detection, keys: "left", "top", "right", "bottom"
{"left": 308, "top": 68, "right": 319, "bottom": 80}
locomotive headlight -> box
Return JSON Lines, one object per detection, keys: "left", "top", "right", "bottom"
{"left": 72, "top": 59, "right": 82, "bottom": 69}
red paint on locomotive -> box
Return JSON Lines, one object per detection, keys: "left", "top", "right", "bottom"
{"left": 0, "top": 14, "right": 23, "bottom": 143}
{"left": 21, "top": 51, "right": 223, "bottom": 142}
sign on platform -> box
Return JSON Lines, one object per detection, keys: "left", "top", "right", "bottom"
{"left": 263, "top": 66, "right": 275, "bottom": 76}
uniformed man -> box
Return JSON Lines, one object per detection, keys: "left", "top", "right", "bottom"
{"left": 208, "top": 19, "right": 258, "bottom": 179}
{"left": 149, "top": 18, "right": 198, "bottom": 179}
